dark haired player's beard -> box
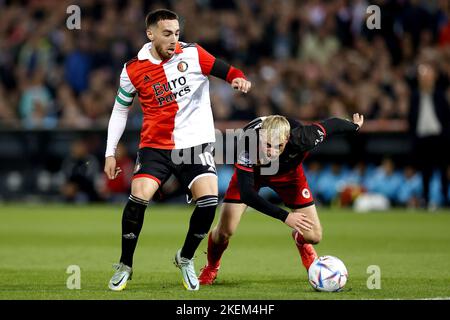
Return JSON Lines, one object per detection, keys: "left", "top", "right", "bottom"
{"left": 155, "top": 45, "right": 173, "bottom": 60}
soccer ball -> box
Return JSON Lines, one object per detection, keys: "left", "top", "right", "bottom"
{"left": 308, "top": 256, "right": 348, "bottom": 292}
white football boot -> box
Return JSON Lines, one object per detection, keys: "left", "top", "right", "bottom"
{"left": 108, "top": 262, "right": 133, "bottom": 291}
{"left": 174, "top": 249, "right": 199, "bottom": 291}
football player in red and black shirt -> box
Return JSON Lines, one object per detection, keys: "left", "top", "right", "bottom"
{"left": 199, "top": 113, "right": 364, "bottom": 285}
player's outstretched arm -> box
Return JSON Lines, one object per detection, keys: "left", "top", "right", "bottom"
{"left": 290, "top": 113, "right": 364, "bottom": 152}
{"left": 196, "top": 44, "right": 251, "bottom": 93}
{"left": 318, "top": 113, "right": 364, "bottom": 136}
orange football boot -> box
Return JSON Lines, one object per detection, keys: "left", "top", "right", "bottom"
{"left": 292, "top": 230, "right": 318, "bottom": 271}
{"left": 198, "top": 265, "right": 220, "bottom": 285}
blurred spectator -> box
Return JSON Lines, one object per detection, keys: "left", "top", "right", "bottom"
{"left": 345, "top": 161, "right": 371, "bottom": 186}
{"left": 298, "top": 17, "right": 340, "bottom": 65}
{"left": 304, "top": 161, "right": 322, "bottom": 194}
{"left": 100, "top": 143, "right": 133, "bottom": 203}
{"left": 365, "top": 158, "right": 403, "bottom": 203}
{"left": 18, "top": 69, "right": 57, "bottom": 129}
{"left": 428, "top": 168, "right": 450, "bottom": 208}
{"left": 60, "top": 139, "right": 101, "bottom": 203}
{"left": 337, "top": 161, "right": 370, "bottom": 207}
{"left": 56, "top": 83, "right": 90, "bottom": 128}
{"left": 17, "top": 32, "right": 52, "bottom": 78}
{"left": 230, "top": 94, "right": 257, "bottom": 120}
{"left": 0, "top": 0, "right": 448, "bottom": 128}
{"left": 400, "top": 0, "right": 433, "bottom": 54}
{"left": 0, "top": 84, "right": 19, "bottom": 127}
{"left": 397, "top": 166, "right": 423, "bottom": 208}
{"left": 316, "top": 163, "right": 348, "bottom": 205}
{"left": 408, "top": 63, "right": 450, "bottom": 208}
{"left": 64, "top": 35, "right": 93, "bottom": 94}
{"left": 217, "top": 165, "right": 234, "bottom": 197}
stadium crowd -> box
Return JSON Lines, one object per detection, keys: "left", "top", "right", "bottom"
{"left": 0, "top": 0, "right": 449, "bottom": 209}
{"left": 0, "top": 0, "right": 449, "bottom": 127}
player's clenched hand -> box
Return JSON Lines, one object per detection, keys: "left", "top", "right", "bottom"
{"left": 231, "top": 78, "right": 251, "bottom": 93}
{"left": 353, "top": 113, "right": 364, "bottom": 129}
{"left": 104, "top": 156, "right": 122, "bottom": 180}
{"left": 284, "top": 212, "right": 314, "bottom": 235}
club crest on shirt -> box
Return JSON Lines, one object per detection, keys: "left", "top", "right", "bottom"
{"left": 177, "top": 61, "right": 188, "bottom": 72}
{"left": 302, "top": 188, "right": 311, "bottom": 199}
{"left": 238, "top": 151, "right": 251, "bottom": 166}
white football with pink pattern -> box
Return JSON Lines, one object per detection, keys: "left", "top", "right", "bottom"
{"left": 308, "top": 256, "right": 348, "bottom": 292}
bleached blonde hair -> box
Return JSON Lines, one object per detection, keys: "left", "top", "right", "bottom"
{"left": 261, "top": 115, "right": 290, "bottom": 143}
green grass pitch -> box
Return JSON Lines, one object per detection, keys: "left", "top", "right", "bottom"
{"left": 0, "top": 204, "right": 449, "bottom": 300}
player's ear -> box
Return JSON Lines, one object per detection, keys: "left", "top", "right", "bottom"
{"left": 146, "top": 28, "right": 154, "bottom": 41}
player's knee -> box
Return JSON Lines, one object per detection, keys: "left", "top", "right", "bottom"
{"left": 131, "top": 187, "right": 152, "bottom": 201}
{"left": 306, "top": 229, "right": 322, "bottom": 244}
{"left": 131, "top": 180, "right": 158, "bottom": 201}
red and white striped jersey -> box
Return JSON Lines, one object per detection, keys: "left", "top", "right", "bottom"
{"left": 115, "top": 41, "right": 220, "bottom": 150}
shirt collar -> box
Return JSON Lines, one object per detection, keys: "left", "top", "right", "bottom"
{"left": 137, "top": 42, "right": 183, "bottom": 64}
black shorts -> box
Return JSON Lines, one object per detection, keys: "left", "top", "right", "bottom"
{"left": 133, "top": 143, "right": 217, "bottom": 192}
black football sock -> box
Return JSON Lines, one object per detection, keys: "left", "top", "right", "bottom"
{"left": 180, "top": 195, "right": 218, "bottom": 260}
{"left": 119, "top": 195, "right": 149, "bottom": 267}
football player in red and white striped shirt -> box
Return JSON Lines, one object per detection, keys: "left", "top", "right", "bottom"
{"left": 105, "top": 9, "right": 251, "bottom": 291}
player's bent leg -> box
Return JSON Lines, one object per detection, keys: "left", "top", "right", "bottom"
{"left": 212, "top": 202, "right": 248, "bottom": 244}
{"left": 181, "top": 174, "right": 218, "bottom": 259}
{"left": 293, "top": 204, "right": 322, "bottom": 244}
{"left": 190, "top": 174, "right": 218, "bottom": 198}
{"left": 174, "top": 175, "right": 218, "bottom": 291}
{"left": 199, "top": 202, "right": 247, "bottom": 285}
{"left": 109, "top": 177, "right": 159, "bottom": 291}
{"left": 291, "top": 204, "right": 321, "bottom": 271}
